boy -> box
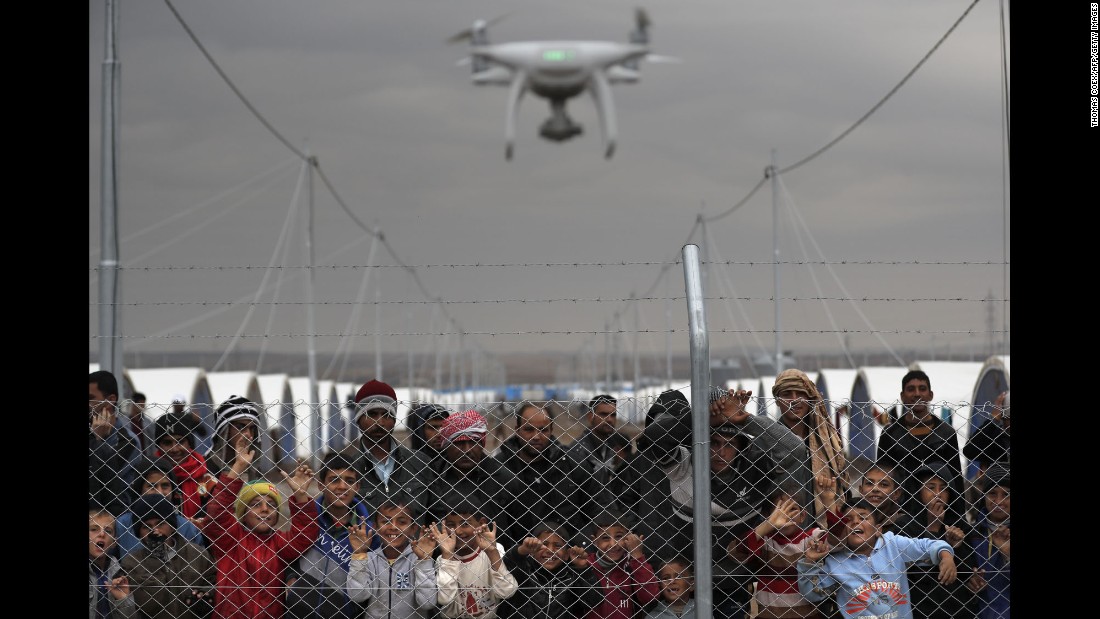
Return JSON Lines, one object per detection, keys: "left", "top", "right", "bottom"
{"left": 153, "top": 409, "right": 212, "bottom": 522}
{"left": 201, "top": 434, "right": 319, "bottom": 619}
{"left": 739, "top": 473, "right": 841, "bottom": 619}
{"left": 645, "top": 557, "right": 696, "bottom": 619}
{"left": 116, "top": 457, "right": 207, "bottom": 556}
{"left": 120, "top": 494, "right": 216, "bottom": 619}
{"left": 286, "top": 452, "right": 377, "bottom": 618}
{"left": 500, "top": 520, "right": 602, "bottom": 619}
{"left": 89, "top": 507, "right": 137, "bottom": 618}
{"left": 796, "top": 499, "right": 957, "bottom": 619}
{"left": 345, "top": 498, "right": 439, "bottom": 618}
{"left": 966, "top": 463, "right": 1009, "bottom": 619}
{"left": 431, "top": 499, "right": 518, "bottom": 619}
{"left": 583, "top": 510, "right": 659, "bottom": 619}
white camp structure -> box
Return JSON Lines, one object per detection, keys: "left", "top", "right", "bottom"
{"left": 257, "top": 373, "right": 295, "bottom": 469}
{"left": 848, "top": 366, "right": 908, "bottom": 464}
{"left": 907, "top": 361, "right": 984, "bottom": 472}
{"left": 205, "top": 371, "right": 263, "bottom": 406}
{"left": 126, "top": 367, "right": 217, "bottom": 456}
{"left": 816, "top": 368, "right": 859, "bottom": 449}
{"left": 287, "top": 377, "right": 317, "bottom": 463}
{"left": 967, "top": 354, "right": 1010, "bottom": 476}
{"left": 317, "top": 379, "right": 345, "bottom": 453}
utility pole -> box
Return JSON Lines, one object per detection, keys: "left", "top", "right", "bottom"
{"left": 98, "top": 0, "right": 123, "bottom": 377}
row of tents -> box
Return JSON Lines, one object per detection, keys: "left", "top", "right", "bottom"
{"left": 91, "top": 355, "right": 1007, "bottom": 478}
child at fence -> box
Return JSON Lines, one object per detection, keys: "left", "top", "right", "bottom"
{"left": 795, "top": 499, "right": 957, "bottom": 619}
{"left": 201, "top": 433, "right": 319, "bottom": 619}
{"left": 285, "top": 451, "right": 377, "bottom": 619}
{"left": 116, "top": 457, "right": 208, "bottom": 556}
{"left": 644, "top": 556, "right": 696, "bottom": 619}
{"left": 120, "top": 493, "right": 217, "bottom": 619}
{"left": 153, "top": 409, "right": 213, "bottom": 523}
{"left": 499, "top": 520, "right": 602, "bottom": 619}
{"left": 90, "top": 506, "right": 138, "bottom": 618}
{"left": 583, "top": 509, "right": 660, "bottom": 619}
{"left": 431, "top": 498, "right": 518, "bottom": 619}
{"left": 966, "top": 463, "right": 1009, "bottom": 619}
{"left": 898, "top": 463, "right": 977, "bottom": 619}
{"left": 738, "top": 473, "right": 842, "bottom": 619}
{"left": 344, "top": 496, "right": 439, "bottom": 618}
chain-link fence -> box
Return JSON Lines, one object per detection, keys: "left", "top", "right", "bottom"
{"left": 90, "top": 382, "right": 1009, "bottom": 619}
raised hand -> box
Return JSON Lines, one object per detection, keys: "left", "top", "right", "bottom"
{"left": 804, "top": 535, "right": 832, "bottom": 562}
{"left": 430, "top": 522, "right": 456, "bottom": 557}
{"left": 474, "top": 521, "right": 498, "bottom": 551}
{"left": 283, "top": 463, "right": 315, "bottom": 500}
{"left": 710, "top": 389, "right": 752, "bottom": 426}
{"left": 349, "top": 522, "right": 373, "bottom": 553}
{"left": 413, "top": 525, "right": 437, "bottom": 559}
{"left": 966, "top": 568, "right": 987, "bottom": 593}
{"left": 107, "top": 575, "right": 130, "bottom": 600}
{"left": 517, "top": 536, "right": 544, "bottom": 557}
{"left": 772, "top": 497, "right": 802, "bottom": 530}
{"left": 937, "top": 551, "right": 957, "bottom": 585}
{"left": 814, "top": 472, "right": 838, "bottom": 505}
{"left": 945, "top": 525, "right": 965, "bottom": 548}
{"left": 568, "top": 546, "right": 590, "bottom": 568}
{"left": 91, "top": 408, "right": 116, "bottom": 440}
{"left": 229, "top": 433, "right": 255, "bottom": 477}
{"left": 619, "top": 532, "right": 645, "bottom": 560}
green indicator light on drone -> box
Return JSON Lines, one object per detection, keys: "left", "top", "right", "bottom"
{"left": 542, "top": 50, "right": 574, "bottom": 61}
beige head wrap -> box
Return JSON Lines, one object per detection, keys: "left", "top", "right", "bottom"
{"left": 772, "top": 368, "right": 848, "bottom": 523}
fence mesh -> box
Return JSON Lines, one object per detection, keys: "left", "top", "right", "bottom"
{"left": 89, "top": 390, "right": 1009, "bottom": 619}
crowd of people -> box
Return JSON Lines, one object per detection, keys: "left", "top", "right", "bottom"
{"left": 90, "top": 368, "right": 1010, "bottom": 619}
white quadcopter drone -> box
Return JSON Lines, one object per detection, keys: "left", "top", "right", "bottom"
{"left": 448, "top": 8, "right": 674, "bottom": 160}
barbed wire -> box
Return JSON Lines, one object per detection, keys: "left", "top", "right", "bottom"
{"left": 93, "top": 328, "right": 1007, "bottom": 340}
{"left": 93, "top": 295, "right": 1008, "bottom": 307}
{"left": 91, "top": 260, "right": 1008, "bottom": 272}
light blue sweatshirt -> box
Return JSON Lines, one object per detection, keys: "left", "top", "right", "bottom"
{"left": 796, "top": 531, "right": 952, "bottom": 619}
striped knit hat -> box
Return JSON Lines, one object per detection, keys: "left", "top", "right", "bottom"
{"left": 213, "top": 395, "right": 261, "bottom": 437}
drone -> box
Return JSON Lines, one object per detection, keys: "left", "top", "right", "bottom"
{"left": 448, "top": 8, "right": 674, "bottom": 160}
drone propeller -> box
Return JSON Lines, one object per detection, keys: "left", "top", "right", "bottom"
{"left": 446, "top": 14, "right": 509, "bottom": 45}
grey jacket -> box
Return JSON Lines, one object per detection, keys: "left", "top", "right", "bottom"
{"left": 346, "top": 545, "right": 438, "bottom": 619}
{"left": 89, "top": 555, "right": 138, "bottom": 619}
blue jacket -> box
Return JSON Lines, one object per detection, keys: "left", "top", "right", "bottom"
{"left": 970, "top": 513, "right": 1010, "bottom": 619}
{"left": 797, "top": 531, "right": 952, "bottom": 619}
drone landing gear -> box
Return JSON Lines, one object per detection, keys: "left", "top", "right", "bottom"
{"left": 539, "top": 101, "right": 583, "bottom": 142}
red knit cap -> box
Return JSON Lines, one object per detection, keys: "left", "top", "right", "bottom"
{"left": 354, "top": 379, "right": 397, "bottom": 420}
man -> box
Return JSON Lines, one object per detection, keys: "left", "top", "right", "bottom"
{"left": 963, "top": 390, "right": 1010, "bottom": 474}
{"left": 876, "top": 370, "right": 967, "bottom": 527}
{"left": 627, "top": 389, "right": 787, "bottom": 619}
{"left": 343, "top": 379, "right": 429, "bottom": 517}
{"left": 492, "top": 401, "right": 586, "bottom": 537}
{"left": 565, "top": 394, "right": 623, "bottom": 477}
{"left": 424, "top": 409, "right": 526, "bottom": 548}
{"left": 90, "top": 370, "right": 142, "bottom": 515}
{"left": 127, "top": 392, "right": 150, "bottom": 456}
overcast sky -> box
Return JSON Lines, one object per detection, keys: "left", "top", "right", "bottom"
{"left": 89, "top": 0, "right": 1011, "bottom": 381}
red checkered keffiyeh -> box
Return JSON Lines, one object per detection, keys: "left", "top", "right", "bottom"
{"left": 440, "top": 409, "right": 487, "bottom": 445}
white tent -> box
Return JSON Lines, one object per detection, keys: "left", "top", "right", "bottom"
{"left": 816, "top": 368, "right": 859, "bottom": 448}
{"left": 126, "top": 367, "right": 217, "bottom": 456}
{"left": 287, "top": 377, "right": 318, "bottom": 462}
{"left": 848, "top": 366, "right": 908, "bottom": 463}
{"left": 205, "top": 371, "right": 263, "bottom": 406}
{"left": 967, "top": 354, "right": 1010, "bottom": 476}
{"left": 257, "top": 374, "right": 295, "bottom": 469}
{"left": 317, "top": 379, "right": 345, "bottom": 453}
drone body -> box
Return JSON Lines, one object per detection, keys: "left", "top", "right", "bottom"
{"left": 450, "top": 9, "right": 670, "bottom": 160}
